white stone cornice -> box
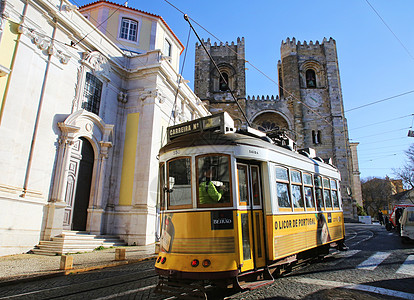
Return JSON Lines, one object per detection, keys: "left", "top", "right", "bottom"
{"left": 17, "top": 24, "right": 71, "bottom": 64}
{"left": 139, "top": 89, "right": 165, "bottom": 104}
{"left": 57, "top": 123, "right": 80, "bottom": 142}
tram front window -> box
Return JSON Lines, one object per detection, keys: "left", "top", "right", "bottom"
{"left": 167, "top": 157, "right": 192, "bottom": 208}
{"left": 197, "top": 155, "right": 231, "bottom": 206}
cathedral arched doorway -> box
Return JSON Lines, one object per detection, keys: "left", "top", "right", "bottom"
{"left": 63, "top": 137, "right": 94, "bottom": 231}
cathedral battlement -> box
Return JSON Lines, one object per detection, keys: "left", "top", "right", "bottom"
{"left": 196, "top": 37, "right": 245, "bottom": 50}
{"left": 247, "top": 95, "right": 281, "bottom": 101}
{"left": 281, "top": 37, "right": 336, "bottom": 50}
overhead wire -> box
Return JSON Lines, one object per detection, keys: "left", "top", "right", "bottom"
{"left": 349, "top": 114, "right": 413, "bottom": 131}
{"left": 358, "top": 144, "right": 410, "bottom": 152}
{"left": 15, "top": 0, "right": 411, "bottom": 160}
{"left": 360, "top": 167, "right": 397, "bottom": 170}
{"left": 356, "top": 136, "right": 408, "bottom": 145}
{"left": 350, "top": 127, "right": 411, "bottom": 140}
{"left": 183, "top": 14, "right": 250, "bottom": 126}
{"left": 345, "top": 90, "right": 414, "bottom": 112}
{"left": 169, "top": 26, "right": 191, "bottom": 128}
{"left": 358, "top": 150, "right": 404, "bottom": 158}
{"left": 160, "top": 0, "right": 413, "bottom": 177}
{"left": 67, "top": 0, "right": 210, "bottom": 119}
{"left": 360, "top": 153, "right": 398, "bottom": 163}
{"left": 72, "top": 0, "right": 128, "bottom": 47}
{"left": 364, "top": 0, "right": 414, "bottom": 62}
{"left": 71, "top": 0, "right": 412, "bottom": 134}
{"left": 7, "top": 19, "right": 76, "bottom": 50}
{"left": 161, "top": 0, "right": 334, "bottom": 129}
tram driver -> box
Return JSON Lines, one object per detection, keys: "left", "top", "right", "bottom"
{"left": 199, "top": 167, "right": 225, "bottom": 204}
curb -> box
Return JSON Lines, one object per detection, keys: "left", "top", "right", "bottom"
{"left": 0, "top": 255, "right": 157, "bottom": 287}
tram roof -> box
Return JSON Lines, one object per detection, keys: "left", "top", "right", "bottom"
{"left": 160, "top": 130, "right": 260, "bottom": 154}
{"left": 160, "top": 130, "right": 336, "bottom": 168}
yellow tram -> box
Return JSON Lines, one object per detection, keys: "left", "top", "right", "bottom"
{"left": 155, "top": 112, "right": 346, "bottom": 290}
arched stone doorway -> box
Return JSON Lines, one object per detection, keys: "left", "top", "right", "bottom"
{"left": 44, "top": 110, "right": 114, "bottom": 240}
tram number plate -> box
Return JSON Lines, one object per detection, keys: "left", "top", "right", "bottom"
{"left": 211, "top": 210, "right": 234, "bottom": 230}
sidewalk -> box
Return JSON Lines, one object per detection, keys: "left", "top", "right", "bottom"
{"left": 0, "top": 244, "right": 157, "bottom": 285}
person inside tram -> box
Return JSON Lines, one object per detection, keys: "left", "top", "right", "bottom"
{"left": 199, "top": 167, "right": 225, "bottom": 204}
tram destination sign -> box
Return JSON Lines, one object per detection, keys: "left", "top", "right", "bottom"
{"left": 168, "top": 120, "right": 201, "bottom": 140}
{"left": 167, "top": 113, "right": 233, "bottom": 141}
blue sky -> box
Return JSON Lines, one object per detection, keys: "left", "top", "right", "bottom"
{"left": 76, "top": 0, "right": 414, "bottom": 181}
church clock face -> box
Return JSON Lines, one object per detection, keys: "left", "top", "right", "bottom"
{"left": 305, "top": 92, "right": 323, "bottom": 107}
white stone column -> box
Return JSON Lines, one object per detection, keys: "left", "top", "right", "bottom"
{"left": 44, "top": 125, "right": 79, "bottom": 240}
{"left": 87, "top": 141, "right": 112, "bottom": 234}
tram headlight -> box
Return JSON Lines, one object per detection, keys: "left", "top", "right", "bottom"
{"left": 202, "top": 259, "right": 211, "bottom": 267}
{"left": 191, "top": 259, "right": 199, "bottom": 267}
{"left": 157, "top": 256, "right": 161, "bottom": 263}
{"left": 161, "top": 257, "right": 167, "bottom": 264}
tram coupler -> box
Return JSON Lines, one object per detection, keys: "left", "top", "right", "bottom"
{"left": 233, "top": 268, "right": 275, "bottom": 291}
{"left": 155, "top": 276, "right": 207, "bottom": 299}
{"left": 336, "top": 239, "right": 349, "bottom": 251}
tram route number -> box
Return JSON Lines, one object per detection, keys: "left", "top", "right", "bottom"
{"left": 275, "top": 217, "right": 316, "bottom": 230}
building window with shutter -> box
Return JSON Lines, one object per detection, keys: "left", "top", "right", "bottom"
{"left": 119, "top": 18, "right": 138, "bottom": 42}
{"left": 82, "top": 72, "right": 102, "bottom": 115}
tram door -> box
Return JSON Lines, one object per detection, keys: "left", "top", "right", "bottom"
{"left": 237, "top": 163, "right": 266, "bottom": 272}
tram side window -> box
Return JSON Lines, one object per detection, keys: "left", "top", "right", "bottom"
{"left": 167, "top": 157, "right": 192, "bottom": 208}
{"left": 323, "top": 177, "right": 332, "bottom": 208}
{"left": 314, "top": 175, "right": 323, "bottom": 210}
{"left": 237, "top": 164, "right": 249, "bottom": 206}
{"left": 276, "top": 167, "right": 291, "bottom": 209}
{"left": 159, "top": 163, "right": 165, "bottom": 209}
{"left": 251, "top": 166, "right": 261, "bottom": 206}
{"left": 291, "top": 170, "right": 304, "bottom": 208}
{"left": 197, "top": 155, "right": 231, "bottom": 207}
{"left": 303, "top": 173, "right": 315, "bottom": 209}
{"left": 331, "top": 179, "right": 340, "bottom": 208}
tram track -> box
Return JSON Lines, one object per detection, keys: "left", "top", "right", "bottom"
{"left": 346, "top": 229, "right": 375, "bottom": 248}
{"left": 1, "top": 228, "right": 371, "bottom": 300}
{"left": 0, "top": 267, "right": 159, "bottom": 300}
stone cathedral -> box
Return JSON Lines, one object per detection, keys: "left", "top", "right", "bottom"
{"left": 194, "top": 37, "right": 362, "bottom": 219}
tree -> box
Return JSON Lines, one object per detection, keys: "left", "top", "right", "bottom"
{"left": 394, "top": 144, "right": 414, "bottom": 189}
{"left": 361, "top": 177, "right": 393, "bottom": 217}
{"left": 356, "top": 203, "right": 367, "bottom": 216}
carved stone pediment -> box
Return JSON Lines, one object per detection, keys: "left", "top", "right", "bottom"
{"left": 82, "top": 51, "right": 111, "bottom": 81}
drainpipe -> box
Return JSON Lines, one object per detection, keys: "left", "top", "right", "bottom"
{"left": 21, "top": 17, "right": 57, "bottom": 197}
{"left": 0, "top": 0, "right": 27, "bottom": 124}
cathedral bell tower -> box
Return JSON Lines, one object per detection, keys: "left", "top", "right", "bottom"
{"left": 194, "top": 37, "right": 247, "bottom": 127}
{"left": 279, "top": 37, "right": 355, "bottom": 219}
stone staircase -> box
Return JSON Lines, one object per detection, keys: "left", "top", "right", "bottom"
{"left": 32, "top": 231, "right": 126, "bottom": 256}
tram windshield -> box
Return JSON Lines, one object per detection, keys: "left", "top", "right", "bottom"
{"left": 197, "top": 154, "right": 231, "bottom": 207}
{"left": 167, "top": 157, "right": 192, "bottom": 208}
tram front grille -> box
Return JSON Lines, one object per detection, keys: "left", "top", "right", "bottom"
{"left": 171, "top": 237, "right": 235, "bottom": 254}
